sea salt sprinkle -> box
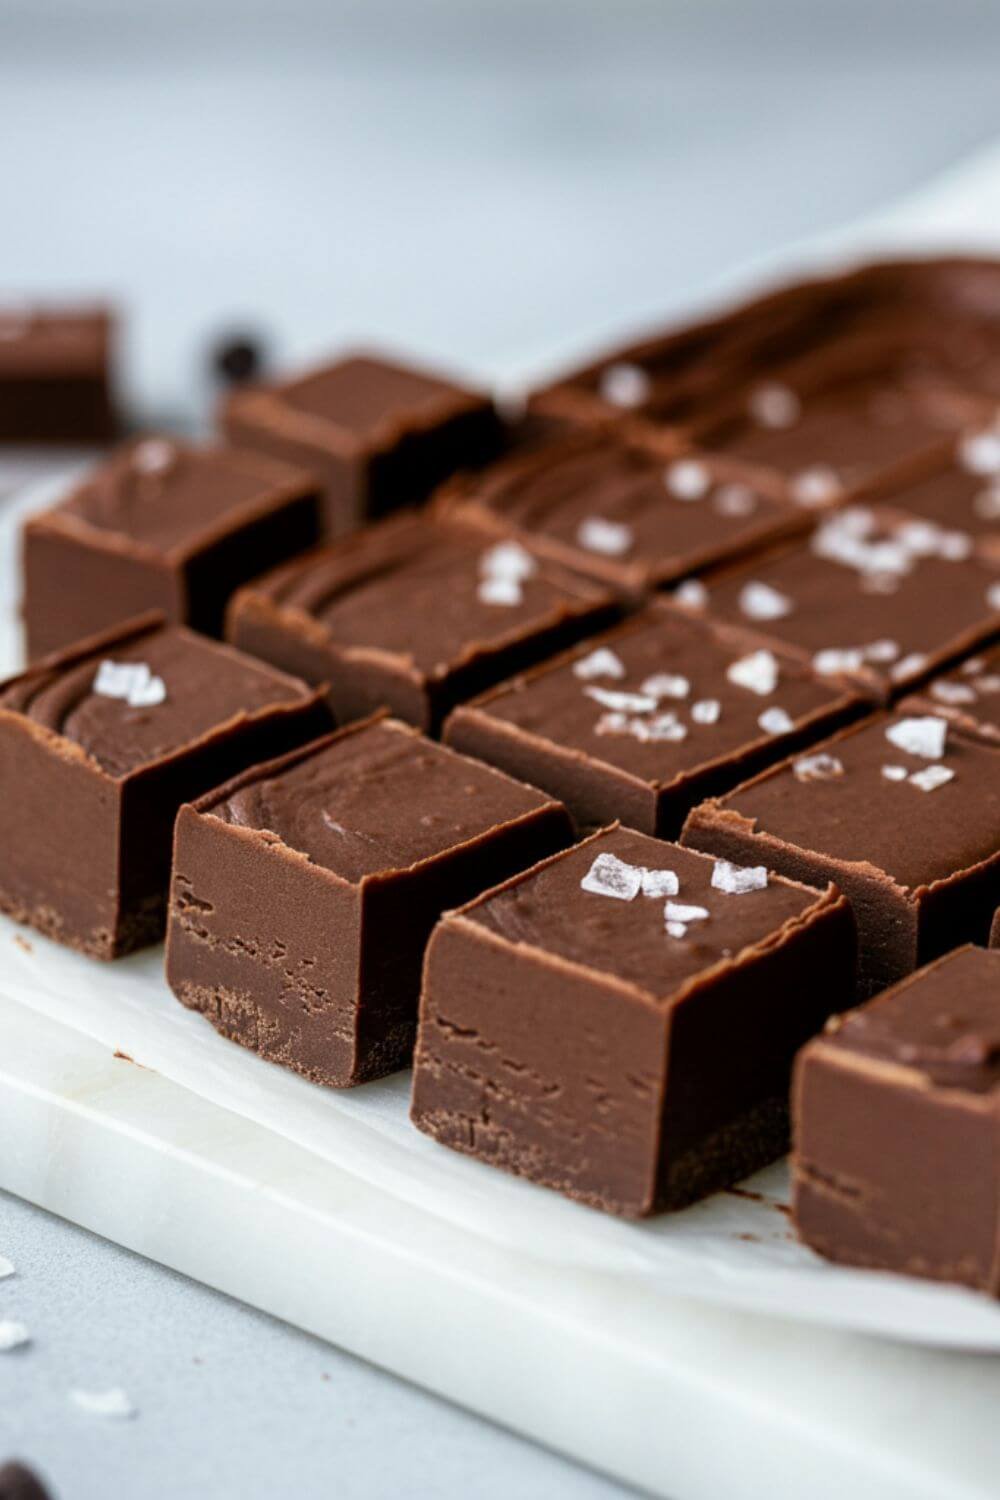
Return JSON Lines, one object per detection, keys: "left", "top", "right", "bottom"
{"left": 664, "top": 901, "right": 710, "bottom": 939}
{"left": 711, "top": 860, "right": 768, "bottom": 895}
{"left": 477, "top": 539, "right": 536, "bottom": 606}
{"left": 0, "top": 1320, "right": 30, "bottom": 1352}
{"left": 580, "top": 852, "right": 679, "bottom": 902}
{"left": 758, "top": 706, "right": 794, "bottom": 736}
{"left": 881, "top": 764, "right": 908, "bottom": 782}
{"left": 890, "top": 652, "right": 928, "bottom": 683}
{"left": 959, "top": 427, "right": 1000, "bottom": 475}
{"left": 599, "top": 362, "right": 651, "bottom": 409}
{"left": 884, "top": 716, "right": 947, "bottom": 760}
{"left": 738, "top": 580, "right": 793, "bottom": 621}
{"left": 585, "top": 686, "right": 658, "bottom": 714}
{"left": 596, "top": 711, "right": 687, "bottom": 743}
{"left": 70, "top": 1387, "right": 137, "bottom": 1420}
{"left": 931, "top": 679, "right": 977, "bottom": 706}
{"left": 131, "top": 437, "right": 175, "bottom": 476}
{"left": 640, "top": 672, "right": 690, "bottom": 700}
{"left": 987, "top": 582, "right": 1000, "bottom": 612}
{"left": 672, "top": 578, "right": 708, "bottom": 610}
{"left": 713, "top": 481, "right": 757, "bottom": 517}
{"left": 576, "top": 516, "right": 633, "bottom": 557}
{"left": 790, "top": 465, "right": 842, "bottom": 508}
{"left": 664, "top": 459, "right": 710, "bottom": 501}
{"left": 93, "top": 660, "right": 167, "bottom": 709}
{"left": 793, "top": 752, "right": 845, "bottom": 782}
{"left": 748, "top": 382, "right": 800, "bottom": 429}
{"left": 573, "top": 647, "right": 626, "bottom": 681}
{"left": 477, "top": 576, "right": 522, "bottom": 606}
{"left": 909, "top": 765, "right": 956, "bottom": 793}
{"left": 726, "top": 648, "right": 780, "bottom": 696}
{"left": 640, "top": 867, "right": 680, "bottom": 898}
{"left": 690, "top": 698, "right": 721, "bottom": 725}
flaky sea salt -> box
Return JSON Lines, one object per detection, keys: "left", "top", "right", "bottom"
{"left": 711, "top": 860, "right": 767, "bottom": 895}
{"left": 863, "top": 639, "right": 900, "bottom": 664}
{"left": 70, "top": 1388, "right": 136, "bottom": 1420}
{"left": 739, "top": 580, "right": 792, "bottom": 621}
{"left": 727, "top": 649, "right": 779, "bottom": 696}
{"left": 132, "top": 437, "right": 175, "bottom": 475}
{"left": 585, "top": 686, "right": 658, "bottom": 713}
{"left": 909, "top": 765, "right": 956, "bottom": 793}
{"left": 959, "top": 428, "right": 1000, "bottom": 475}
{"left": 477, "top": 576, "right": 523, "bottom": 607}
{"left": 581, "top": 852, "right": 644, "bottom": 901}
{"left": 885, "top": 716, "right": 947, "bottom": 760}
{"left": 758, "top": 706, "right": 794, "bottom": 735}
{"left": 573, "top": 647, "right": 626, "bottom": 681}
{"left": 641, "top": 868, "right": 680, "bottom": 898}
{"left": 672, "top": 578, "right": 708, "bottom": 610}
{"left": 664, "top": 459, "right": 710, "bottom": 501}
{"left": 664, "top": 902, "right": 709, "bottom": 924}
{"left": 577, "top": 516, "right": 633, "bottom": 557}
{"left": 0, "top": 1321, "right": 30, "bottom": 1352}
{"left": 599, "top": 362, "right": 651, "bottom": 409}
{"left": 690, "top": 698, "right": 721, "bottom": 725}
{"left": 790, "top": 466, "right": 842, "bottom": 508}
{"left": 480, "top": 540, "right": 536, "bottom": 582}
{"left": 665, "top": 920, "right": 689, "bottom": 939}
{"left": 931, "top": 679, "right": 977, "bottom": 706}
{"left": 640, "top": 672, "right": 689, "bottom": 700}
{"left": 793, "top": 753, "right": 844, "bottom": 782}
{"left": 881, "top": 764, "right": 908, "bottom": 782}
{"left": 813, "top": 647, "right": 864, "bottom": 677}
{"left": 93, "top": 660, "right": 167, "bottom": 708}
{"left": 713, "top": 481, "right": 757, "bottom": 517}
{"left": 748, "top": 382, "right": 800, "bottom": 429}
{"left": 890, "top": 652, "right": 928, "bottom": 682}
{"left": 987, "top": 582, "right": 1000, "bottom": 612}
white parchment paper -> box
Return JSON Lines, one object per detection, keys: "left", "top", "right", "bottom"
{"left": 4, "top": 143, "right": 1000, "bottom": 1353}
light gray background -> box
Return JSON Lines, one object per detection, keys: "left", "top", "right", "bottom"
{"left": 3, "top": 2, "right": 1000, "bottom": 1497}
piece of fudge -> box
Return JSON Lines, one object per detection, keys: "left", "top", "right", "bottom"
{"left": 23, "top": 437, "right": 322, "bottom": 660}
{"left": 439, "top": 428, "right": 805, "bottom": 601}
{"left": 165, "top": 716, "right": 572, "bottom": 1086}
{"left": 864, "top": 431, "right": 1000, "bottom": 543}
{"left": 0, "top": 1464, "right": 52, "bottom": 1500}
{"left": 411, "top": 826, "right": 855, "bottom": 1216}
{"left": 792, "top": 945, "right": 1000, "bottom": 1293}
{"left": 444, "top": 605, "right": 863, "bottom": 838}
{"left": 226, "top": 512, "right": 617, "bottom": 735}
{"left": 0, "top": 303, "right": 117, "bottom": 444}
{"left": 901, "top": 645, "right": 1000, "bottom": 745}
{"left": 682, "top": 711, "right": 1000, "bottom": 997}
{"left": 684, "top": 503, "right": 1000, "bottom": 701}
{"left": 221, "top": 350, "right": 502, "bottom": 535}
{"left": 0, "top": 615, "right": 330, "bottom": 957}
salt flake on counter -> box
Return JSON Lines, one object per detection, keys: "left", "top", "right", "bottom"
{"left": 727, "top": 649, "right": 779, "bottom": 696}
{"left": 909, "top": 765, "right": 955, "bottom": 793}
{"left": 581, "top": 852, "right": 643, "bottom": 902}
{"left": 793, "top": 753, "right": 844, "bottom": 782}
{"left": 712, "top": 860, "right": 768, "bottom": 895}
{"left": 739, "top": 581, "right": 792, "bottom": 621}
{"left": 0, "top": 1320, "right": 30, "bottom": 1352}
{"left": 758, "top": 706, "right": 794, "bottom": 735}
{"left": 573, "top": 647, "right": 625, "bottom": 681}
{"left": 690, "top": 698, "right": 721, "bottom": 725}
{"left": 577, "top": 516, "right": 633, "bottom": 557}
{"left": 70, "top": 1387, "right": 137, "bottom": 1420}
{"left": 885, "top": 716, "right": 947, "bottom": 760}
{"left": 641, "top": 868, "right": 680, "bottom": 898}
{"left": 599, "top": 362, "right": 651, "bottom": 409}
{"left": 665, "top": 459, "right": 710, "bottom": 501}
{"left": 640, "top": 672, "right": 689, "bottom": 700}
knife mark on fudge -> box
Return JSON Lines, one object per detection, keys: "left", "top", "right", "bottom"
{"left": 681, "top": 711, "right": 1000, "bottom": 997}
{"left": 0, "top": 614, "right": 331, "bottom": 957}
{"left": 220, "top": 349, "right": 503, "bottom": 535}
{"left": 225, "top": 511, "right": 619, "bottom": 735}
{"left": 444, "top": 604, "right": 864, "bottom": 838}
{"left": 23, "top": 437, "right": 323, "bottom": 659}
{"left": 437, "top": 427, "right": 807, "bottom": 601}
{"left": 165, "top": 715, "right": 573, "bottom": 1086}
{"left": 792, "top": 946, "right": 1000, "bottom": 1294}
{"left": 0, "top": 302, "right": 117, "bottom": 444}
{"left": 411, "top": 825, "right": 855, "bottom": 1216}
{"left": 675, "top": 502, "right": 1000, "bottom": 701}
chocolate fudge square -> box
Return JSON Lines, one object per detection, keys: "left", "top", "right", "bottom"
{"left": 901, "top": 645, "right": 1000, "bottom": 745}
{"left": 682, "top": 711, "right": 1000, "bottom": 997}
{"left": 226, "top": 512, "right": 617, "bottom": 735}
{"left": 165, "top": 716, "right": 572, "bottom": 1086}
{"left": 221, "top": 350, "right": 502, "bottom": 535}
{"left": 23, "top": 437, "right": 322, "bottom": 660}
{"left": 865, "top": 431, "right": 1000, "bottom": 543}
{"left": 792, "top": 946, "right": 1000, "bottom": 1293}
{"left": 440, "top": 427, "right": 805, "bottom": 601}
{"left": 0, "top": 303, "right": 117, "bottom": 444}
{"left": 444, "top": 605, "right": 863, "bottom": 838}
{"left": 688, "top": 503, "right": 1000, "bottom": 701}
{"left": 0, "top": 616, "right": 330, "bottom": 957}
{"left": 411, "top": 826, "right": 854, "bottom": 1216}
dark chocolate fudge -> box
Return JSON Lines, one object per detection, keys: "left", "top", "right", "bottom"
{"left": 0, "top": 303, "right": 116, "bottom": 444}
{"left": 221, "top": 350, "right": 502, "bottom": 535}
{"left": 0, "top": 1464, "right": 51, "bottom": 1500}
{"left": 23, "top": 437, "right": 322, "bottom": 659}
{"left": 792, "top": 945, "right": 1000, "bottom": 1293}
{"left": 901, "top": 645, "right": 1000, "bottom": 745}
{"left": 411, "top": 826, "right": 854, "bottom": 1216}
{"left": 685, "top": 503, "right": 1000, "bottom": 701}
{"left": 444, "top": 605, "right": 863, "bottom": 837}
{"left": 0, "top": 615, "right": 330, "bottom": 957}
{"left": 165, "top": 716, "right": 572, "bottom": 1086}
{"left": 682, "top": 710, "right": 1000, "bottom": 996}
{"left": 226, "top": 511, "right": 617, "bottom": 734}
{"left": 439, "top": 427, "right": 805, "bottom": 600}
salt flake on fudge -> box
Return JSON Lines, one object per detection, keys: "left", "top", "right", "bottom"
{"left": 94, "top": 659, "right": 167, "bottom": 708}
{"left": 580, "top": 851, "right": 643, "bottom": 901}
{"left": 738, "top": 581, "right": 793, "bottom": 621}
{"left": 884, "top": 716, "right": 948, "bottom": 760}
{"left": 793, "top": 752, "right": 845, "bottom": 782}
{"left": 712, "top": 860, "right": 768, "bottom": 895}
{"left": 726, "top": 648, "right": 780, "bottom": 696}
{"left": 664, "top": 459, "right": 710, "bottom": 501}
{"left": 573, "top": 646, "right": 626, "bottom": 681}
{"left": 577, "top": 516, "right": 633, "bottom": 557}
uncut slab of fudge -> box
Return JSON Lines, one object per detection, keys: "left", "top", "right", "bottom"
{"left": 530, "top": 256, "right": 1000, "bottom": 434}
{"left": 165, "top": 716, "right": 572, "bottom": 1086}
{"left": 411, "top": 826, "right": 855, "bottom": 1216}
{"left": 0, "top": 616, "right": 330, "bottom": 957}
{"left": 683, "top": 502, "right": 1000, "bottom": 701}
{"left": 23, "top": 436, "right": 322, "bottom": 660}
{"left": 439, "top": 427, "right": 806, "bottom": 600}
{"left": 0, "top": 303, "right": 117, "bottom": 444}
{"left": 901, "top": 645, "right": 1000, "bottom": 745}
{"left": 682, "top": 710, "right": 1000, "bottom": 997}
{"left": 226, "top": 512, "right": 617, "bottom": 734}
{"left": 444, "top": 604, "right": 863, "bottom": 837}
{"left": 792, "top": 946, "right": 1000, "bottom": 1294}
{"left": 221, "top": 349, "right": 502, "bottom": 535}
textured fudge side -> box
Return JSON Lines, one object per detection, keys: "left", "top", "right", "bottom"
{"left": 221, "top": 350, "right": 502, "bottom": 534}
{"left": 0, "top": 616, "right": 329, "bottom": 957}
{"left": 682, "top": 711, "right": 1000, "bottom": 996}
{"left": 23, "top": 437, "right": 321, "bottom": 658}
{"left": 166, "top": 716, "right": 573, "bottom": 1086}
{"left": 412, "top": 826, "right": 855, "bottom": 1216}
{"left": 792, "top": 946, "right": 1000, "bottom": 1293}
